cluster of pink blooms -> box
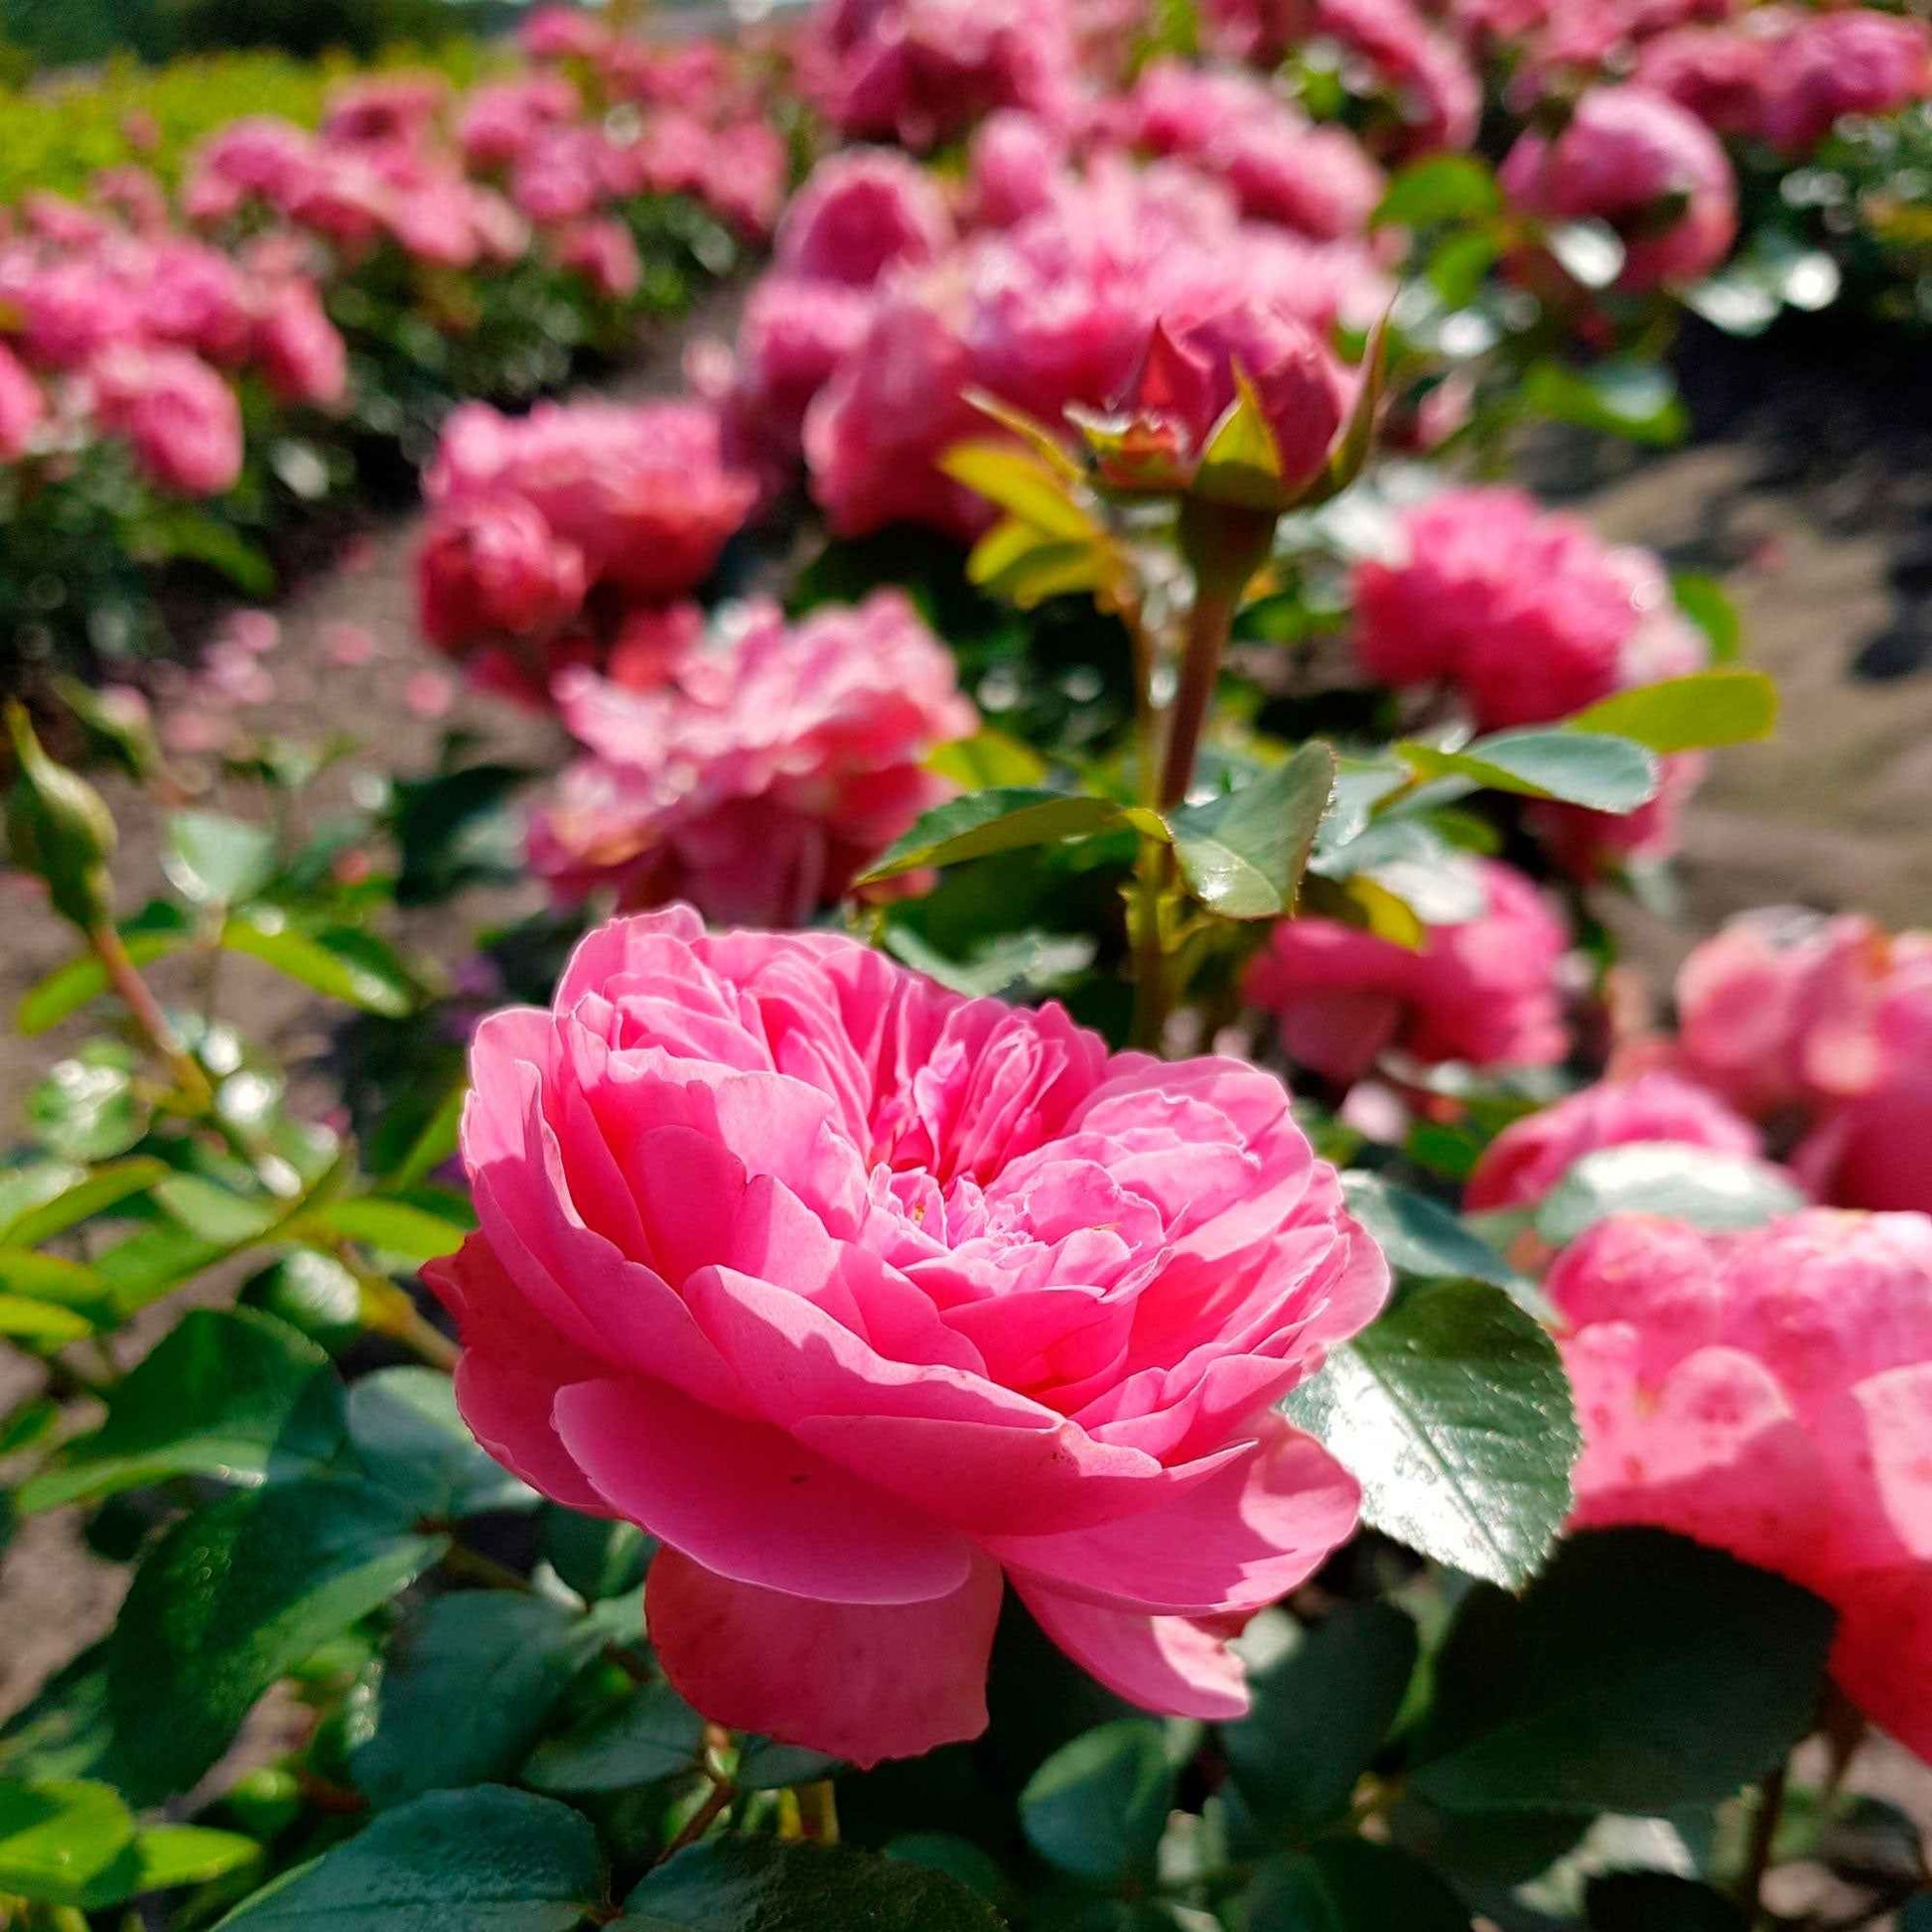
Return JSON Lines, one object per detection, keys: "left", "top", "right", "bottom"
{"left": 1352, "top": 484, "right": 1710, "bottom": 874}
{"left": 416, "top": 397, "right": 759, "bottom": 705}
{"left": 526, "top": 593, "right": 976, "bottom": 927}
{"left": 1245, "top": 857, "right": 1572, "bottom": 1086}
{"left": 0, "top": 190, "right": 346, "bottom": 496}
{"left": 721, "top": 138, "right": 1385, "bottom": 541}
{"left": 429, "top": 907, "right": 1389, "bottom": 1762}
{"left": 1551, "top": 1208, "right": 1932, "bottom": 1757}
{"left": 1672, "top": 909, "right": 1932, "bottom": 1215}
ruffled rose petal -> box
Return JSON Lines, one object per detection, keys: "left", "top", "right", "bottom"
{"left": 1851, "top": 1364, "right": 1932, "bottom": 1562}
{"left": 1016, "top": 1580, "right": 1251, "bottom": 1721}
{"left": 648, "top": 1546, "right": 1004, "bottom": 1767}
{"left": 554, "top": 1375, "right": 975, "bottom": 1605}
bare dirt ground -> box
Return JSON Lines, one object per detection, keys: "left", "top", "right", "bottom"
{"left": 2, "top": 302, "right": 1928, "bottom": 1879}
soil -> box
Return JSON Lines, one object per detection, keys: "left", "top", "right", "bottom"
{"left": 1, "top": 297, "right": 1928, "bottom": 1885}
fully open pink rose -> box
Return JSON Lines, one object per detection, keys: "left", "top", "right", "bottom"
{"left": 429, "top": 908, "right": 1388, "bottom": 1763}
{"left": 1552, "top": 1209, "right": 1932, "bottom": 1759}
{"left": 1465, "top": 1069, "right": 1768, "bottom": 1211}
{"left": 529, "top": 591, "right": 976, "bottom": 925}
{"left": 1245, "top": 858, "right": 1571, "bottom": 1085}
{"left": 1499, "top": 85, "right": 1737, "bottom": 291}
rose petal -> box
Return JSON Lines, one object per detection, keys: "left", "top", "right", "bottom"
{"left": 1016, "top": 1580, "right": 1251, "bottom": 1721}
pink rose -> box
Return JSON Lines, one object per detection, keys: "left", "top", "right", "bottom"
{"left": 90, "top": 345, "right": 243, "bottom": 498}
{"left": 417, "top": 494, "right": 590, "bottom": 654}
{"left": 1465, "top": 1069, "right": 1767, "bottom": 1211}
{"left": 458, "top": 75, "right": 582, "bottom": 171}
{"left": 734, "top": 274, "right": 877, "bottom": 460}
{"left": 322, "top": 74, "right": 447, "bottom": 150}
{"left": 519, "top": 4, "right": 614, "bottom": 63}
{"left": 966, "top": 111, "right": 1069, "bottom": 229}
{"left": 92, "top": 166, "right": 171, "bottom": 235}
{"left": 1632, "top": 26, "right": 1771, "bottom": 138}
{"left": 775, "top": 148, "right": 954, "bottom": 287}
{"left": 699, "top": 123, "right": 791, "bottom": 241}
{"left": 1352, "top": 486, "right": 1696, "bottom": 731}
{"left": 531, "top": 591, "right": 977, "bottom": 924}
{"left": 0, "top": 344, "right": 45, "bottom": 462}
{"left": 146, "top": 240, "right": 255, "bottom": 364}
{"left": 427, "top": 906, "right": 1389, "bottom": 1762}
{"left": 1499, "top": 85, "right": 1738, "bottom": 291}
{"left": 1245, "top": 858, "right": 1571, "bottom": 1085}
{"left": 556, "top": 218, "right": 641, "bottom": 301}
{"left": 1313, "top": 0, "right": 1482, "bottom": 155}
{"left": 1551, "top": 1209, "right": 1932, "bottom": 1760}
{"left": 183, "top": 118, "right": 319, "bottom": 225}
{"left": 426, "top": 398, "right": 758, "bottom": 602}
{"left": 1759, "top": 11, "right": 1930, "bottom": 156}
{"left": 13, "top": 260, "right": 145, "bottom": 370}
{"left": 251, "top": 279, "right": 348, "bottom": 408}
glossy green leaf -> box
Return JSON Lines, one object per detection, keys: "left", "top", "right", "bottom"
{"left": 213, "top": 1787, "right": 603, "bottom": 1931}
{"left": 939, "top": 441, "right": 1100, "bottom": 539}
{"left": 1340, "top": 1173, "right": 1521, "bottom": 1293}
{"left": 1246, "top": 1840, "right": 1472, "bottom": 1931}
{"left": 354, "top": 1594, "right": 596, "bottom": 1808}
{"left": 89, "top": 1824, "right": 263, "bottom": 1904}
{"left": 0, "top": 1163, "right": 85, "bottom": 1240}
{"left": 734, "top": 1737, "right": 843, "bottom": 1792}
{"left": 1220, "top": 1603, "right": 1418, "bottom": 1833}
{"left": 0, "top": 1777, "right": 138, "bottom": 1907}
{"left": 1399, "top": 731, "right": 1660, "bottom": 813}
{"left": 859, "top": 788, "right": 1151, "bottom": 885}
{"left": 1372, "top": 155, "right": 1499, "bottom": 228}
{"left": 1523, "top": 359, "right": 1688, "bottom": 448}
{"left": 1168, "top": 742, "right": 1336, "bottom": 919}
{"left": 346, "top": 1367, "right": 535, "bottom": 1520}
{"left": 1566, "top": 671, "right": 1777, "bottom": 755}
{"left": 1283, "top": 1280, "right": 1579, "bottom": 1588}
{"left": 29, "top": 1044, "right": 148, "bottom": 1163}
{"left": 1586, "top": 1873, "right": 1748, "bottom": 1931}
{"left": 0, "top": 1156, "right": 168, "bottom": 1248}
{"left": 1020, "top": 1720, "right": 1175, "bottom": 1883}
{"left": 16, "top": 904, "right": 194, "bottom": 1035}
{"left": 541, "top": 1508, "right": 651, "bottom": 1602}
{"left": 302, "top": 1196, "right": 468, "bottom": 1263}
{"left": 522, "top": 1679, "right": 704, "bottom": 1794}
{"left": 1413, "top": 1529, "right": 1836, "bottom": 1814}
{"left": 239, "top": 1250, "right": 364, "bottom": 1354}
{"left": 164, "top": 811, "right": 277, "bottom": 906}
{"left": 221, "top": 912, "right": 419, "bottom": 1018}
{"left": 105, "top": 1478, "right": 444, "bottom": 1804}
{"left": 618, "top": 1839, "right": 1003, "bottom": 1932}
{"left": 1535, "top": 1144, "right": 1807, "bottom": 1247}
{"left": 967, "top": 517, "right": 1111, "bottom": 609}
{"left": 21, "top": 1309, "right": 344, "bottom": 1514}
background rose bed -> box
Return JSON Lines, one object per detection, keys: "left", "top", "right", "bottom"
{"left": 3, "top": 2, "right": 1932, "bottom": 1930}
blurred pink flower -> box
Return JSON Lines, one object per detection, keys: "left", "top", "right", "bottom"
{"left": 1499, "top": 85, "right": 1737, "bottom": 291}
{"left": 556, "top": 217, "right": 642, "bottom": 301}
{"left": 0, "top": 344, "right": 45, "bottom": 461}
{"left": 1313, "top": 0, "right": 1482, "bottom": 155}
{"left": 1465, "top": 1069, "right": 1767, "bottom": 1210}
{"left": 427, "top": 904, "right": 1387, "bottom": 1761}
{"left": 252, "top": 279, "right": 348, "bottom": 408}
{"left": 531, "top": 590, "right": 977, "bottom": 925}
{"left": 775, "top": 148, "right": 955, "bottom": 286}
{"left": 965, "top": 111, "right": 1069, "bottom": 229}
{"left": 90, "top": 345, "right": 243, "bottom": 497}
{"left": 1245, "top": 858, "right": 1571, "bottom": 1084}
{"left": 1758, "top": 10, "right": 1931, "bottom": 156}
{"left": 1551, "top": 1209, "right": 1932, "bottom": 1760}
{"left": 1632, "top": 26, "right": 1772, "bottom": 138}
{"left": 417, "top": 495, "right": 590, "bottom": 653}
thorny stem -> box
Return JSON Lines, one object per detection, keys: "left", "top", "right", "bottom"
{"left": 1738, "top": 1759, "right": 1789, "bottom": 1929}
{"left": 88, "top": 919, "right": 212, "bottom": 1112}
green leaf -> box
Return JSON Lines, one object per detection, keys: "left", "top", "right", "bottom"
{"left": 221, "top": 913, "right": 420, "bottom": 1018}
{"left": 213, "top": 1787, "right": 604, "bottom": 1931}
{"left": 88, "top": 1824, "right": 262, "bottom": 1905}
{"left": 1534, "top": 1144, "right": 1807, "bottom": 1247}
{"left": 522, "top": 1679, "right": 704, "bottom": 1793}
{"left": 1196, "top": 364, "right": 1287, "bottom": 507}
{"left": 1399, "top": 731, "right": 1660, "bottom": 813}
{"left": 152, "top": 1173, "right": 284, "bottom": 1246}
{"left": 96, "top": 1220, "right": 233, "bottom": 1317}
{"left": 0, "top": 1296, "right": 92, "bottom": 1343}
{"left": 858, "top": 788, "right": 1151, "bottom": 885}
{"left": 0, "top": 1162, "right": 86, "bottom": 1240}
{"left": 1246, "top": 1840, "right": 1472, "bottom": 1931}
{"left": 734, "top": 1737, "right": 843, "bottom": 1792}
{"left": 618, "top": 1839, "right": 1003, "bottom": 1932}
{"left": 29, "top": 1044, "right": 149, "bottom": 1162}
{"left": 939, "top": 441, "right": 1100, "bottom": 539}
{"left": 240, "top": 1250, "right": 364, "bottom": 1354}
{"left": 1565, "top": 671, "right": 1776, "bottom": 755}
{"left": 541, "top": 1508, "right": 651, "bottom": 1602}
{"left": 0, "top": 1157, "right": 168, "bottom": 1248}
{"left": 105, "top": 1478, "right": 444, "bottom": 1804}
{"left": 1372, "top": 155, "right": 1499, "bottom": 229}
{"left": 1412, "top": 1528, "right": 1836, "bottom": 1815}
{"left": 967, "top": 518, "right": 1111, "bottom": 608}
{"left": 354, "top": 1594, "right": 596, "bottom": 1808}
{"left": 165, "top": 811, "right": 277, "bottom": 906}
{"left": 1282, "top": 1280, "right": 1579, "bottom": 1589}
{"left": 1340, "top": 1173, "right": 1521, "bottom": 1293}
{"left": 1670, "top": 573, "right": 1742, "bottom": 664}
{"left": 1902, "top": 1895, "right": 1932, "bottom": 1932}
{"left": 926, "top": 730, "right": 1050, "bottom": 791}
{"left": 1020, "top": 1720, "right": 1175, "bottom": 1883}
{"left": 16, "top": 903, "right": 194, "bottom": 1035}
{"left": 0, "top": 1778, "right": 138, "bottom": 1907}
{"left": 1220, "top": 1603, "right": 1418, "bottom": 1833}
{"left": 1523, "top": 360, "right": 1688, "bottom": 448}
{"left": 302, "top": 1196, "right": 468, "bottom": 1264}
{"left": 135, "top": 507, "right": 275, "bottom": 597}
{"left": 1168, "top": 743, "right": 1336, "bottom": 919}
{"left": 346, "top": 1367, "right": 535, "bottom": 1520}
{"left": 20, "top": 1309, "right": 345, "bottom": 1514}
{"left": 1586, "top": 1873, "right": 1747, "bottom": 1931}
